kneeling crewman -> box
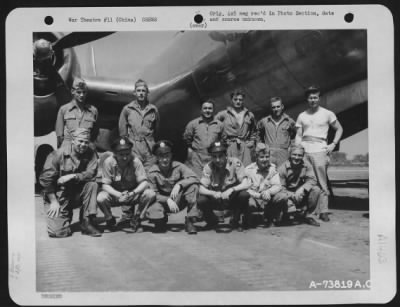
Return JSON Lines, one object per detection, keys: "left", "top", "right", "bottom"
{"left": 244, "top": 143, "right": 284, "bottom": 227}
{"left": 39, "top": 128, "right": 101, "bottom": 237}
{"left": 147, "top": 141, "right": 200, "bottom": 234}
{"left": 198, "top": 141, "right": 250, "bottom": 231}
{"left": 276, "top": 145, "right": 322, "bottom": 226}
{"left": 97, "top": 136, "right": 155, "bottom": 232}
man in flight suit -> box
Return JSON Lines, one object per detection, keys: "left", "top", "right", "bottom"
{"left": 147, "top": 141, "right": 200, "bottom": 234}
{"left": 183, "top": 99, "right": 224, "bottom": 177}
{"left": 97, "top": 136, "right": 155, "bottom": 232}
{"left": 39, "top": 128, "right": 101, "bottom": 237}
{"left": 55, "top": 77, "right": 99, "bottom": 148}
{"left": 216, "top": 89, "right": 257, "bottom": 166}
{"left": 119, "top": 79, "right": 159, "bottom": 170}
{"left": 198, "top": 141, "right": 250, "bottom": 231}
{"left": 257, "top": 97, "right": 296, "bottom": 167}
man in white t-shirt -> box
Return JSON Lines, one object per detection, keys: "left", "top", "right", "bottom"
{"left": 295, "top": 86, "right": 343, "bottom": 222}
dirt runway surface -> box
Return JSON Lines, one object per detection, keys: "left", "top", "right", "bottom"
{"left": 35, "top": 183, "right": 369, "bottom": 292}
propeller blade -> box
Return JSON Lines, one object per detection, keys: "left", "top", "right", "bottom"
{"left": 53, "top": 32, "right": 115, "bottom": 50}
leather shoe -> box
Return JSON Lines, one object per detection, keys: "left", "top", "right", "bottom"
{"left": 81, "top": 219, "right": 102, "bottom": 237}
{"left": 319, "top": 213, "right": 330, "bottom": 222}
{"left": 185, "top": 217, "right": 197, "bottom": 234}
{"left": 304, "top": 217, "right": 320, "bottom": 227}
{"left": 130, "top": 216, "right": 143, "bottom": 233}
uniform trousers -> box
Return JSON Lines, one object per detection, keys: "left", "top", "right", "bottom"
{"left": 43, "top": 181, "right": 98, "bottom": 238}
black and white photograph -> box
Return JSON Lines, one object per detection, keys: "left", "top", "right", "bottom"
{"left": 7, "top": 5, "right": 396, "bottom": 305}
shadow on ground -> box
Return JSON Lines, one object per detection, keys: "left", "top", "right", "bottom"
{"left": 330, "top": 196, "right": 369, "bottom": 211}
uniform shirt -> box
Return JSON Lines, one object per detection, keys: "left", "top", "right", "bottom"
{"left": 200, "top": 157, "right": 247, "bottom": 191}
{"left": 278, "top": 160, "right": 317, "bottom": 193}
{"left": 183, "top": 117, "right": 224, "bottom": 153}
{"left": 216, "top": 107, "right": 257, "bottom": 143}
{"left": 245, "top": 162, "right": 281, "bottom": 196}
{"left": 102, "top": 155, "right": 147, "bottom": 192}
{"left": 55, "top": 100, "right": 98, "bottom": 142}
{"left": 39, "top": 145, "right": 98, "bottom": 193}
{"left": 257, "top": 113, "right": 296, "bottom": 149}
{"left": 118, "top": 100, "right": 159, "bottom": 142}
{"left": 148, "top": 161, "right": 199, "bottom": 202}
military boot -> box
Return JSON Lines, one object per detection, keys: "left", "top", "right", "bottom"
{"left": 81, "top": 215, "right": 102, "bottom": 237}
{"left": 153, "top": 217, "right": 168, "bottom": 233}
{"left": 185, "top": 217, "right": 197, "bottom": 235}
{"left": 130, "top": 216, "right": 143, "bottom": 233}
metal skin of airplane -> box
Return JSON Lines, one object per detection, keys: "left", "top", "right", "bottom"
{"left": 33, "top": 30, "right": 367, "bottom": 177}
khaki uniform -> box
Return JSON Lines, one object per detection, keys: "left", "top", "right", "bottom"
{"left": 118, "top": 100, "right": 159, "bottom": 170}
{"left": 183, "top": 117, "right": 223, "bottom": 177}
{"left": 55, "top": 100, "right": 98, "bottom": 148}
{"left": 147, "top": 161, "right": 200, "bottom": 220}
{"left": 97, "top": 155, "right": 155, "bottom": 219}
{"left": 215, "top": 107, "right": 257, "bottom": 166}
{"left": 39, "top": 145, "right": 99, "bottom": 237}
{"left": 277, "top": 160, "right": 328, "bottom": 217}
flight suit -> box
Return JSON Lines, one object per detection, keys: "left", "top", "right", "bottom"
{"left": 55, "top": 100, "right": 99, "bottom": 148}
{"left": 118, "top": 100, "right": 159, "bottom": 170}
{"left": 199, "top": 157, "right": 249, "bottom": 224}
{"left": 183, "top": 117, "right": 223, "bottom": 177}
{"left": 277, "top": 160, "right": 328, "bottom": 218}
{"left": 147, "top": 161, "right": 200, "bottom": 220}
{"left": 215, "top": 107, "right": 257, "bottom": 166}
{"left": 97, "top": 154, "right": 155, "bottom": 220}
{"left": 39, "top": 145, "right": 99, "bottom": 237}
{"left": 257, "top": 113, "right": 296, "bottom": 167}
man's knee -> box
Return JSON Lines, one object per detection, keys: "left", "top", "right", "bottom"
{"left": 97, "top": 191, "right": 111, "bottom": 204}
{"left": 141, "top": 188, "right": 156, "bottom": 203}
{"left": 84, "top": 181, "right": 98, "bottom": 192}
{"left": 272, "top": 191, "right": 289, "bottom": 204}
{"left": 47, "top": 218, "right": 72, "bottom": 238}
{"left": 146, "top": 202, "right": 165, "bottom": 220}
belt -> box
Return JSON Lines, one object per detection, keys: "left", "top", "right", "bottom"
{"left": 302, "top": 136, "right": 327, "bottom": 143}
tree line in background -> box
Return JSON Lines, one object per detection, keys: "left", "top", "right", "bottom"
{"left": 330, "top": 152, "right": 369, "bottom": 166}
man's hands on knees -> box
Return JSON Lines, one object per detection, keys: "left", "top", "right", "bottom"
{"left": 57, "top": 174, "right": 77, "bottom": 185}
{"left": 167, "top": 198, "right": 179, "bottom": 213}
{"left": 170, "top": 184, "right": 181, "bottom": 202}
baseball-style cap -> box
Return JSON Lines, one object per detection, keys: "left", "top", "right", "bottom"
{"left": 152, "top": 140, "right": 173, "bottom": 155}
{"left": 207, "top": 141, "right": 227, "bottom": 154}
{"left": 72, "top": 128, "right": 91, "bottom": 140}
{"left": 305, "top": 85, "right": 320, "bottom": 96}
{"left": 111, "top": 136, "right": 133, "bottom": 152}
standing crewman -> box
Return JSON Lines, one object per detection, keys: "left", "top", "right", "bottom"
{"left": 295, "top": 86, "right": 343, "bottom": 222}
{"left": 97, "top": 136, "right": 155, "bottom": 232}
{"left": 183, "top": 99, "right": 224, "bottom": 177}
{"left": 55, "top": 77, "right": 99, "bottom": 148}
{"left": 39, "top": 128, "right": 101, "bottom": 237}
{"left": 257, "top": 97, "right": 296, "bottom": 167}
{"left": 198, "top": 141, "right": 250, "bottom": 231}
{"left": 216, "top": 89, "right": 257, "bottom": 166}
{"left": 119, "top": 79, "right": 159, "bottom": 170}
{"left": 147, "top": 141, "right": 200, "bottom": 234}
{"left": 244, "top": 143, "right": 284, "bottom": 228}
{"left": 276, "top": 145, "right": 323, "bottom": 226}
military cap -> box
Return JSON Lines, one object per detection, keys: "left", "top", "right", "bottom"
{"left": 72, "top": 128, "right": 91, "bottom": 140}
{"left": 111, "top": 136, "right": 133, "bottom": 152}
{"left": 255, "top": 143, "right": 270, "bottom": 155}
{"left": 72, "top": 77, "right": 88, "bottom": 90}
{"left": 305, "top": 85, "right": 320, "bottom": 96}
{"left": 152, "top": 140, "right": 173, "bottom": 155}
{"left": 207, "top": 141, "right": 227, "bottom": 154}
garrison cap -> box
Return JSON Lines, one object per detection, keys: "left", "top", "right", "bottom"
{"left": 152, "top": 140, "right": 173, "bottom": 155}
{"left": 72, "top": 77, "right": 88, "bottom": 90}
{"left": 208, "top": 141, "right": 227, "bottom": 154}
{"left": 305, "top": 85, "right": 320, "bottom": 96}
{"left": 72, "top": 128, "right": 91, "bottom": 140}
{"left": 111, "top": 136, "right": 133, "bottom": 152}
{"left": 255, "top": 143, "right": 270, "bottom": 155}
